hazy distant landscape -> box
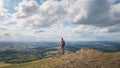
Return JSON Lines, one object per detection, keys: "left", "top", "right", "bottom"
{"left": 0, "top": 41, "right": 120, "bottom": 63}
{"left": 0, "top": 0, "right": 120, "bottom": 68}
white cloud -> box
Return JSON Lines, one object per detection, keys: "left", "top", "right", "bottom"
{"left": 0, "top": 0, "right": 8, "bottom": 12}
{"left": 72, "top": 25, "right": 109, "bottom": 34}
{"left": 16, "top": 0, "right": 39, "bottom": 15}
{"left": 11, "top": 0, "right": 67, "bottom": 29}
{"left": 0, "top": 0, "right": 120, "bottom": 41}
{"left": 3, "top": 0, "right": 120, "bottom": 30}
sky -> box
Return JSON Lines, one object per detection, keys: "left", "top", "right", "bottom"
{"left": 0, "top": 0, "right": 120, "bottom": 42}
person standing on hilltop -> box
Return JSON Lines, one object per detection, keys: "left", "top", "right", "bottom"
{"left": 60, "top": 38, "right": 65, "bottom": 55}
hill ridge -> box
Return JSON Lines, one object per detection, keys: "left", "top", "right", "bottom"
{"left": 1, "top": 48, "right": 120, "bottom": 68}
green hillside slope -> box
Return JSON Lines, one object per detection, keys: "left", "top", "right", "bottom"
{"left": 1, "top": 48, "right": 120, "bottom": 68}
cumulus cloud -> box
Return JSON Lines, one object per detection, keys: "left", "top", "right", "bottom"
{"left": 66, "top": 0, "right": 120, "bottom": 34}
{"left": 68, "top": 0, "right": 119, "bottom": 27}
{"left": 111, "top": 3, "right": 120, "bottom": 24}
{"left": 72, "top": 25, "right": 109, "bottom": 34}
{"left": 15, "top": 0, "right": 39, "bottom": 16}
{"left": 3, "top": 0, "right": 120, "bottom": 30}
{"left": 11, "top": 0, "right": 67, "bottom": 29}
{"left": 0, "top": 0, "right": 120, "bottom": 41}
{"left": 0, "top": 0, "right": 8, "bottom": 12}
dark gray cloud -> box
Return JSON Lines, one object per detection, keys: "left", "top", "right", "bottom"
{"left": 107, "top": 24, "right": 120, "bottom": 32}
{"left": 69, "top": 0, "right": 120, "bottom": 27}
{"left": 33, "top": 29, "right": 45, "bottom": 33}
{"left": 67, "top": 0, "right": 120, "bottom": 33}
{"left": 0, "top": 28, "right": 7, "bottom": 30}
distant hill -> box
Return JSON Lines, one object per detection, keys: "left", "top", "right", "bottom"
{"left": 1, "top": 48, "right": 120, "bottom": 68}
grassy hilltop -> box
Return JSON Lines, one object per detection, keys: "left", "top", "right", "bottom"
{"left": 0, "top": 48, "right": 120, "bottom": 68}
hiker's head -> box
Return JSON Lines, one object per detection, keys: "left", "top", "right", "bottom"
{"left": 61, "top": 38, "right": 63, "bottom": 40}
